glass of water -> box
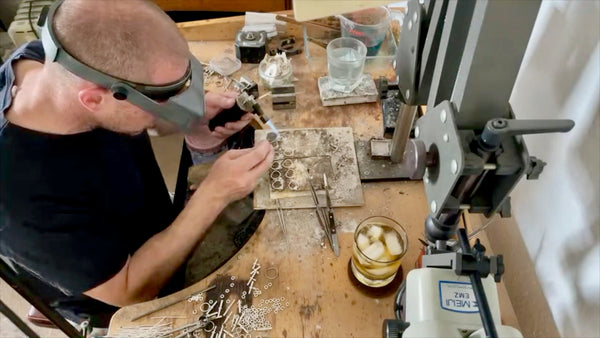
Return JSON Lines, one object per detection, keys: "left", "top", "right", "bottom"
{"left": 327, "top": 37, "right": 367, "bottom": 93}
{"left": 350, "top": 216, "right": 408, "bottom": 288}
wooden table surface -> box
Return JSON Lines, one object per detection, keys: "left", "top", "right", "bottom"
{"left": 108, "top": 16, "right": 518, "bottom": 337}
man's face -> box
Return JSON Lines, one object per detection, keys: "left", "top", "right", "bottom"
{"left": 96, "top": 57, "right": 189, "bottom": 135}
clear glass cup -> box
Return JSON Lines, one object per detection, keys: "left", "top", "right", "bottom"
{"left": 326, "top": 37, "right": 367, "bottom": 93}
{"left": 350, "top": 216, "right": 408, "bottom": 288}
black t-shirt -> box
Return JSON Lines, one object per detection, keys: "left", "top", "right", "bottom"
{"left": 0, "top": 42, "right": 176, "bottom": 325}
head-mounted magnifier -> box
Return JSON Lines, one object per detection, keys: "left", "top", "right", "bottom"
{"left": 40, "top": 0, "right": 205, "bottom": 131}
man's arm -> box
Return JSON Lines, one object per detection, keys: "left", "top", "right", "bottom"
{"left": 84, "top": 141, "right": 274, "bottom": 307}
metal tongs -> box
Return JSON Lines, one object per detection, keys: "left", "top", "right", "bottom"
{"left": 309, "top": 173, "right": 340, "bottom": 256}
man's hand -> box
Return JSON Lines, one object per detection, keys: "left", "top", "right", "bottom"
{"left": 185, "top": 91, "right": 254, "bottom": 150}
{"left": 193, "top": 141, "right": 274, "bottom": 206}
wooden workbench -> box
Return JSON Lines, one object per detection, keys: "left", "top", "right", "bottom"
{"left": 108, "top": 15, "right": 519, "bottom": 337}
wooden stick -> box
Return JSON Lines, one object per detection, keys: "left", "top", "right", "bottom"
{"left": 275, "top": 15, "right": 340, "bottom": 31}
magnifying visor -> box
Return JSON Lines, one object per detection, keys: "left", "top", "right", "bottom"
{"left": 40, "top": 0, "right": 205, "bottom": 132}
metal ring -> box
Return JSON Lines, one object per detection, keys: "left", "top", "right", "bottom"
{"left": 200, "top": 302, "right": 211, "bottom": 312}
{"left": 283, "top": 151, "right": 293, "bottom": 159}
{"left": 288, "top": 181, "right": 298, "bottom": 190}
{"left": 203, "top": 321, "right": 215, "bottom": 332}
{"left": 270, "top": 170, "right": 281, "bottom": 179}
{"left": 284, "top": 169, "right": 294, "bottom": 178}
{"left": 271, "top": 179, "right": 284, "bottom": 190}
{"left": 271, "top": 160, "right": 282, "bottom": 170}
{"left": 265, "top": 267, "right": 279, "bottom": 279}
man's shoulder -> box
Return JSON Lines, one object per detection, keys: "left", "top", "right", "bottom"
{"left": 1, "top": 41, "right": 45, "bottom": 123}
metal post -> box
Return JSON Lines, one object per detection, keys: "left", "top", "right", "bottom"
{"left": 390, "top": 104, "right": 418, "bottom": 163}
{"left": 450, "top": 0, "right": 542, "bottom": 129}
{"left": 457, "top": 229, "right": 498, "bottom": 338}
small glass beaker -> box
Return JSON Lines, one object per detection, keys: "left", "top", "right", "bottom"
{"left": 326, "top": 37, "right": 367, "bottom": 93}
{"left": 350, "top": 216, "right": 408, "bottom": 288}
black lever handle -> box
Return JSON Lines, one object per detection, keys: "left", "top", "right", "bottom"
{"left": 480, "top": 118, "right": 575, "bottom": 149}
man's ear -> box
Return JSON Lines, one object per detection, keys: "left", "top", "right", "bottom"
{"left": 78, "top": 86, "right": 109, "bottom": 112}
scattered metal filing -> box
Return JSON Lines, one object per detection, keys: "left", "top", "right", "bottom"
{"left": 271, "top": 84, "right": 296, "bottom": 110}
{"left": 308, "top": 174, "right": 340, "bottom": 256}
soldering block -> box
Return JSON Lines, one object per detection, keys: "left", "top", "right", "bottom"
{"left": 318, "top": 74, "right": 378, "bottom": 107}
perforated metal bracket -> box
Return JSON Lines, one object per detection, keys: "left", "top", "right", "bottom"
{"left": 415, "top": 100, "right": 464, "bottom": 218}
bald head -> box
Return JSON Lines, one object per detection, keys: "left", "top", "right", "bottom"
{"left": 53, "top": 0, "right": 189, "bottom": 84}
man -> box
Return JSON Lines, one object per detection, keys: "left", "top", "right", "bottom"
{"left": 0, "top": 0, "right": 273, "bottom": 326}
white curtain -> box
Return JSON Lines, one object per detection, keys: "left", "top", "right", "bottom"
{"left": 510, "top": 1, "right": 600, "bottom": 336}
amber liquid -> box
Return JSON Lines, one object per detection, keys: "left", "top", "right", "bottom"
{"left": 351, "top": 223, "right": 404, "bottom": 288}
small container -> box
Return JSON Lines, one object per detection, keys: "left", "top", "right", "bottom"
{"left": 350, "top": 216, "right": 408, "bottom": 288}
{"left": 209, "top": 55, "right": 241, "bottom": 76}
{"left": 326, "top": 37, "right": 367, "bottom": 93}
{"left": 258, "top": 53, "right": 293, "bottom": 90}
{"left": 339, "top": 6, "right": 391, "bottom": 56}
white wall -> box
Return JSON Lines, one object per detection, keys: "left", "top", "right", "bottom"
{"left": 510, "top": 1, "right": 600, "bottom": 336}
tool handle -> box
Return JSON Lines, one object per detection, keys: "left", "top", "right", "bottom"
{"left": 480, "top": 118, "right": 574, "bottom": 149}
{"left": 208, "top": 104, "right": 247, "bottom": 131}
{"left": 251, "top": 102, "right": 269, "bottom": 123}
{"left": 328, "top": 211, "right": 336, "bottom": 234}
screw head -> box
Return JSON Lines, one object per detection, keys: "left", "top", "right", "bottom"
{"left": 492, "top": 119, "right": 507, "bottom": 129}
{"left": 451, "top": 159, "right": 458, "bottom": 174}
{"left": 431, "top": 200, "right": 437, "bottom": 213}
{"left": 443, "top": 134, "right": 449, "bottom": 142}
{"left": 415, "top": 126, "right": 420, "bottom": 138}
{"left": 440, "top": 110, "right": 447, "bottom": 123}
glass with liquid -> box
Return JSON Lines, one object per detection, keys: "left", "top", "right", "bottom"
{"left": 350, "top": 216, "right": 408, "bottom": 288}
{"left": 327, "top": 37, "right": 367, "bottom": 93}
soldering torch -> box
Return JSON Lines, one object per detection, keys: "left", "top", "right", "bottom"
{"left": 208, "top": 92, "right": 280, "bottom": 138}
